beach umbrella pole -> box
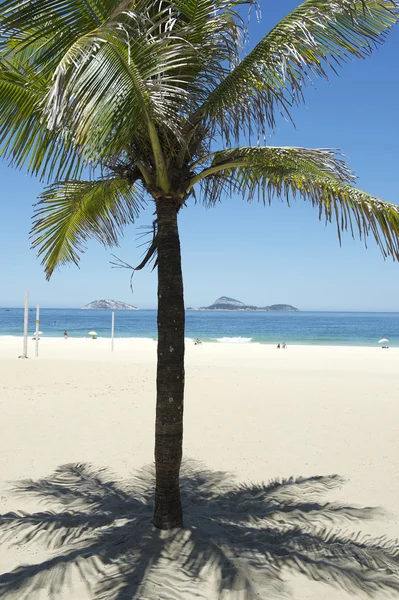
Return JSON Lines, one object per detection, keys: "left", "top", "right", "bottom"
{"left": 22, "top": 291, "right": 29, "bottom": 358}
{"left": 35, "top": 305, "right": 40, "bottom": 357}
{"left": 111, "top": 312, "right": 115, "bottom": 352}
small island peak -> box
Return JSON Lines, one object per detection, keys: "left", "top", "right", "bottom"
{"left": 82, "top": 299, "right": 138, "bottom": 310}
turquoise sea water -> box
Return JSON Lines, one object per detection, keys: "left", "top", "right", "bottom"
{"left": 0, "top": 308, "right": 399, "bottom": 347}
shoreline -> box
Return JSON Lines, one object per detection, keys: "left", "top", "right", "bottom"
{"left": 1, "top": 335, "right": 398, "bottom": 362}
{"left": 0, "top": 334, "right": 397, "bottom": 350}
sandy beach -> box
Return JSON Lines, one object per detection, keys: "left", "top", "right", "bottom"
{"left": 1, "top": 337, "right": 399, "bottom": 599}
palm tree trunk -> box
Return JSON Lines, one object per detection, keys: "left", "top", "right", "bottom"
{"left": 153, "top": 196, "right": 185, "bottom": 530}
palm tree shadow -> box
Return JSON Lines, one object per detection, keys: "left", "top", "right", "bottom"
{"left": 1, "top": 460, "right": 399, "bottom": 600}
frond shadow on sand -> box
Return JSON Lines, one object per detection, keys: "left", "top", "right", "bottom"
{"left": 0, "top": 459, "right": 399, "bottom": 599}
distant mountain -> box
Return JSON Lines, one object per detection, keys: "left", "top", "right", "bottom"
{"left": 209, "top": 296, "right": 248, "bottom": 309}
{"left": 193, "top": 296, "right": 298, "bottom": 312}
{"left": 82, "top": 299, "right": 138, "bottom": 310}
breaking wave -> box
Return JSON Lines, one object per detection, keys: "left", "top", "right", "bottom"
{"left": 214, "top": 337, "right": 253, "bottom": 343}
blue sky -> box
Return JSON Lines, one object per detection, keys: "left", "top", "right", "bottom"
{"left": 1, "top": 1, "right": 399, "bottom": 311}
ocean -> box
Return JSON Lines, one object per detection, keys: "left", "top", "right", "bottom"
{"left": 0, "top": 308, "right": 398, "bottom": 347}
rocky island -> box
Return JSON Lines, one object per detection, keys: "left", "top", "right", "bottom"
{"left": 189, "top": 296, "right": 298, "bottom": 312}
{"left": 82, "top": 299, "right": 138, "bottom": 310}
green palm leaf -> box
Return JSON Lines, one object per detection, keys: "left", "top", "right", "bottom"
{"left": 190, "top": 146, "right": 357, "bottom": 185}
{"left": 31, "top": 178, "right": 146, "bottom": 279}
{"left": 0, "top": 0, "right": 117, "bottom": 89}
{"left": 0, "top": 57, "right": 83, "bottom": 180}
{"left": 197, "top": 0, "right": 399, "bottom": 141}
{"left": 191, "top": 145, "right": 399, "bottom": 259}
{"left": 171, "top": 0, "right": 245, "bottom": 87}
{"left": 0, "top": 0, "right": 114, "bottom": 55}
{"left": 44, "top": 30, "right": 191, "bottom": 163}
{"left": 1, "top": 0, "right": 217, "bottom": 182}
{"left": 1, "top": 1, "right": 186, "bottom": 177}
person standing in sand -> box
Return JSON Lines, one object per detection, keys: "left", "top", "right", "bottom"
{"left": 63, "top": 331, "right": 68, "bottom": 340}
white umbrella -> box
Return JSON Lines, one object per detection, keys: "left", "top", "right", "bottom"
{"left": 88, "top": 331, "right": 97, "bottom": 335}
{"left": 378, "top": 338, "right": 389, "bottom": 344}
{"left": 32, "top": 331, "right": 43, "bottom": 337}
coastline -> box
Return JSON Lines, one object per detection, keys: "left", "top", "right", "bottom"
{"left": 1, "top": 334, "right": 399, "bottom": 359}
{"left": 0, "top": 334, "right": 398, "bottom": 351}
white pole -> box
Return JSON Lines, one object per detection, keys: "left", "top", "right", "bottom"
{"left": 111, "top": 312, "right": 115, "bottom": 352}
{"left": 35, "top": 305, "right": 40, "bottom": 358}
{"left": 22, "top": 292, "right": 29, "bottom": 358}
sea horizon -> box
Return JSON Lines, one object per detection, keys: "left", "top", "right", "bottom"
{"left": 1, "top": 307, "right": 399, "bottom": 313}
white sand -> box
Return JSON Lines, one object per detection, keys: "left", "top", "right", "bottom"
{"left": 0, "top": 337, "right": 399, "bottom": 599}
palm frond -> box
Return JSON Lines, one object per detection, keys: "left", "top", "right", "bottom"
{"left": 31, "top": 177, "right": 146, "bottom": 279}
{"left": 1, "top": 0, "right": 112, "bottom": 30}
{"left": 0, "top": 0, "right": 115, "bottom": 63}
{"left": 194, "top": 145, "right": 399, "bottom": 260}
{"left": 171, "top": 0, "right": 247, "bottom": 90}
{"left": 1, "top": 0, "right": 196, "bottom": 178}
{"left": 0, "top": 57, "right": 84, "bottom": 180}
{"left": 43, "top": 30, "right": 191, "bottom": 165}
{"left": 190, "top": 146, "right": 357, "bottom": 185}
{"left": 41, "top": 0, "right": 252, "bottom": 165}
{"left": 196, "top": 0, "right": 399, "bottom": 142}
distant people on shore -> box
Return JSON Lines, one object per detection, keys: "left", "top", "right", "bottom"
{"left": 64, "top": 331, "right": 68, "bottom": 340}
{"left": 194, "top": 338, "right": 202, "bottom": 345}
{"left": 277, "top": 343, "right": 287, "bottom": 349}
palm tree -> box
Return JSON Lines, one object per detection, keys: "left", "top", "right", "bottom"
{"left": 1, "top": 0, "right": 399, "bottom": 530}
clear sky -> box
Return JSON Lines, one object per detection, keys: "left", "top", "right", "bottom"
{"left": 1, "top": 1, "right": 399, "bottom": 311}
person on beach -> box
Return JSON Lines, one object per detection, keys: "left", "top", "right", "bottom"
{"left": 64, "top": 331, "right": 68, "bottom": 340}
{"left": 277, "top": 343, "right": 280, "bottom": 349}
{"left": 194, "top": 338, "right": 202, "bottom": 345}
{"left": 282, "top": 343, "right": 287, "bottom": 349}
